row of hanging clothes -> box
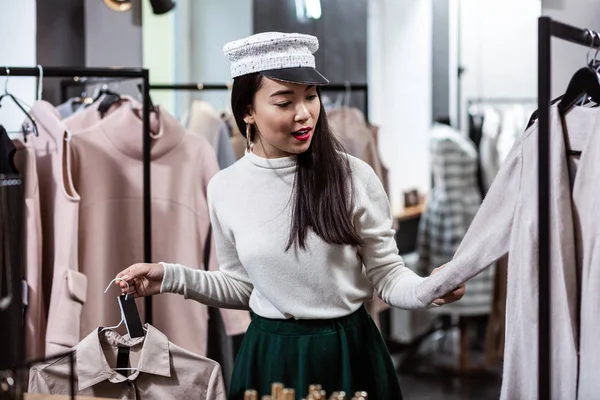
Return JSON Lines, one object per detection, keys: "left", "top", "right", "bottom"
{"left": 418, "top": 38, "right": 600, "bottom": 399}
{"left": 0, "top": 73, "right": 248, "bottom": 397}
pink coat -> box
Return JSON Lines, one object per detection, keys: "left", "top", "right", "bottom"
{"left": 69, "top": 104, "right": 249, "bottom": 356}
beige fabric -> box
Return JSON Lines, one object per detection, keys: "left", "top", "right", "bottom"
{"left": 28, "top": 324, "right": 226, "bottom": 400}
{"left": 25, "top": 101, "right": 85, "bottom": 357}
{"left": 221, "top": 112, "right": 246, "bottom": 160}
{"left": 368, "top": 124, "right": 390, "bottom": 195}
{"left": 416, "top": 104, "right": 598, "bottom": 399}
{"left": 187, "top": 101, "right": 222, "bottom": 148}
{"left": 327, "top": 107, "right": 384, "bottom": 182}
{"left": 11, "top": 140, "right": 44, "bottom": 360}
{"left": 69, "top": 105, "right": 249, "bottom": 357}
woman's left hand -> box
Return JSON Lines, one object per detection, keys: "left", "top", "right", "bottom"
{"left": 430, "top": 265, "right": 466, "bottom": 306}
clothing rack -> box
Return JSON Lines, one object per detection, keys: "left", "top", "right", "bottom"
{"left": 149, "top": 82, "right": 370, "bottom": 120}
{"left": 0, "top": 67, "right": 154, "bottom": 326}
{"left": 537, "top": 17, "right": 600, "bottom": 400}
{"left": 466, "top": 97, "right": 538, "bottom": 106}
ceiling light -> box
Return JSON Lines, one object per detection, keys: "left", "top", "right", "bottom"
{"left": 103, "top": 0, "right": 133, "bottom": 12}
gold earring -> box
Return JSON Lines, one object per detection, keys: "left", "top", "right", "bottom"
{"left": 246, "top": 123, "right": 252, "bottom": 152}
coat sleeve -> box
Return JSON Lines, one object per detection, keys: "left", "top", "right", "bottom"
{"left": 415, "top": 134, "right": 524, "bottom": 304}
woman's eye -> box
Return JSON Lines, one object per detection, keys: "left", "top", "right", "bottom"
{"left": 307, "top": 94, "right": 318, "bottom": 100}
{"left": 276, "top": 102, "right": 291, "bottom": 108}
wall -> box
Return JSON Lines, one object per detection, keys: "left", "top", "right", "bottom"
{"left": 85, "top": 0, "right": 143, "bottom": 98}
{"left": 254, "top": 0, "right": 368, "bottom": 114}
{"left": 431, "top": 0, "right": 450, "bottom": 122}
{"left": 368, "top": 0, "right": 432, "bottom": 213}
{"left": 0, "top": 0, "right": 37, "bottom": 134}
{"left": 142, "top": 0, "right": 176, "bottom": 112}
{"left": 36, "top": 0, "right": 85, "bottom": 105}
{"left": 185, "top": 0, "right": 253, "bottom": 116}
{"left": 453, "top": 0, "right": 541, "bottom": 131}
{"left": 543, "top": 0, "right": 600, "bottom": 98}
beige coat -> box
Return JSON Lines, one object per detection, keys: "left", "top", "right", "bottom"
{"left": 415, "top": 105, "right": 600, "bottom": 399}
{"left": 25, "top": 101, "right": 85, "bottom": 357}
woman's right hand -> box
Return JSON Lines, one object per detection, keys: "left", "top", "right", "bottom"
{"left": 115, "top": 263, "right": 165, "bottom": 297}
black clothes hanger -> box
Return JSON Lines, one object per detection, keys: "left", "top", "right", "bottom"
{"left": 136, "top": 83, "right": 156, "bottom": 113}
{"left": 0, "top": 68, "right": 38, "bottom": 138}
{"left": 0, "top": 126, "right": 18, "bottom": 175}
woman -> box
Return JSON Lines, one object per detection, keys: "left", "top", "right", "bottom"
{"left": 116, "top": 32, "right": 464, "bottom": 399}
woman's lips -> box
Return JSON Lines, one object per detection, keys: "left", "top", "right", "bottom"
{"left": 292, "top": 127, "right": 312, "bottom": 142}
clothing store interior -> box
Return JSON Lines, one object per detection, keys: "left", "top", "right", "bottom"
{"left": 1, "top": 0, "right": 600, "bottom": 399}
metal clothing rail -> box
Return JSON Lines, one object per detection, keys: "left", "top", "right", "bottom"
{"left": 149, "top": 82, "right": 370, "bottom": 120}
{"left": 0, "top": 66, "right": 154, "bottom": 325}
{"left": 537, "top": 17, "right": 600, "bottom": 400}
{"left": 466, "top": 97, "right": 538, "bottom": 106}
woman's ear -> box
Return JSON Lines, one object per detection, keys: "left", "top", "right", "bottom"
{"left": 244, "top": 106, "right": 255, "bottom": 125}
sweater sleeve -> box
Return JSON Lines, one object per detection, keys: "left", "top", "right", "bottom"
{"left": 354, "top": 166, "right": 429, "bottom": 310}
{"left": 160, "top": 181, "right": 253, "bottom": 310}
{"left": 415, "top": 133, "right": 524, "bottom": 304}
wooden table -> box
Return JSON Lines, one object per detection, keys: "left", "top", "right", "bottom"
{"left": 394, "top": 202, "right": 425, "bottom": 222}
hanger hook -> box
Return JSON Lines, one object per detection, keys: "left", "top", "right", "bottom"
{"left": 586, "top": 29, "right": 595, "bottom": 65}
{"left": 4, "top": 67, "right": 9, "bottom": 94}
{"left": 36, "top": 65, "right": 44, "bottom": 101}
{"left": 104, "top": 277, "right": 131, "bottom": 300}
{"left": 343, "top": 80, "right": 352, "bottom": 108}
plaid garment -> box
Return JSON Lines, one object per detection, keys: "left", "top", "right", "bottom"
{"left": 418, "top": 126, "right": 494, "bottom": 315}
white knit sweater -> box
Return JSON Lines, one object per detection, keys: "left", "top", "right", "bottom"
{"left": 160, "top": 150, "right": 429, "bottom": 319}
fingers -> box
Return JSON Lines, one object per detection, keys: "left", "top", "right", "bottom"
{"left": 116, "top": 263, "right": 149, "bottom": 282}
{"left": 430, "top": 263, "right": 448, "bottom": 276}
{"left": 432, "top": 283, "right": 466, "bottom": 306}
{"left": 114, "top": 263, "right": 151, "bottom": 294}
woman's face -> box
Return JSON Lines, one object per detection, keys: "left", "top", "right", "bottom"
{"left": 245, "top": 77, "right": 321, "bottom": 159}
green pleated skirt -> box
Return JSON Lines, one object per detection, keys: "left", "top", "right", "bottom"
{"left": 228, "top": 305, "right": 403, "bottom": 400}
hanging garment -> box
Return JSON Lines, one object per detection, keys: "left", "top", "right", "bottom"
{"left": 368, "top": 124, "right": 390, "bottom": 195}
{"left": 479, "top": 106, "right": 502, "bottom": 193}
{"left": 215, "top": 122, "right": 237, "bottom": 169}
{"left": 10, "top": 139, "right": 44, "bottom": 360}
{"left": 468, "top": 112, "right": 486, "bottom": 197}
{"left": 415, "top": 103, "right": 590, "bottom": 400}
{"left": 0, "top": 174, "right": 24, "bottom": 370}
{"left": 185, "top": 101, "right": 237, "bottom": 169}
{"left": 221, "top": 111, "right": 246, "bottom": 160}
{"left": 568, "top": 107, "right": 600, "bottom": 399}
{"left": 28, "top": 324, "right": 227, "bottom": 399}
{"left": 63, "top": 95, "right": 133, "bottom": 131}
{"left": 69, "top": 105, "right": 250, "bottom": 357}
{"left": 0, "top": 125, "right": 18, "bottom": 174}
{"left": 23, "top": 101, "right": 85, "bottom": 356}
{"left": 417, "top": 123, "right": 493, "bottom": 316}
{"left": 56, "top": 97, "right": 87, "bottom": 119}
{"left": 327, "top": 107, "right": 384, "bottom": 182}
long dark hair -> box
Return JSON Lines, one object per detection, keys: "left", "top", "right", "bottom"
{"left": 231, "top": 73, "right": 365, "bottom": 250}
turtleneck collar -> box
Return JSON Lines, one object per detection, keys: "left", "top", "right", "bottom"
{"left": 245, "top": 148, "right": 298, "bottom": 169}
{"left": 97, "top": 104, "right": 185, "bottom": 161}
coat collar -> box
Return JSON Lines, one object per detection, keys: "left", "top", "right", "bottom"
{"left": 94, "top": 103, "right": 186, "bottom": 161}
{"left": 76, "top": 324, "right": 171, "bottom": 391}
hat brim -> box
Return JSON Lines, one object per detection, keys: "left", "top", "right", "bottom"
{"left": 260, "top": 67, "right": 329, "bottom": 85}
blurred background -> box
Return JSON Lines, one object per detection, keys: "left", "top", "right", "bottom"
{"left": 2, "top": 0, "right": 599, "bottom": 398}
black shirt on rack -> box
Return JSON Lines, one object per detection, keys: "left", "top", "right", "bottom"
{"left": 0, "top": 125, "right": 18, "bottom": 174}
